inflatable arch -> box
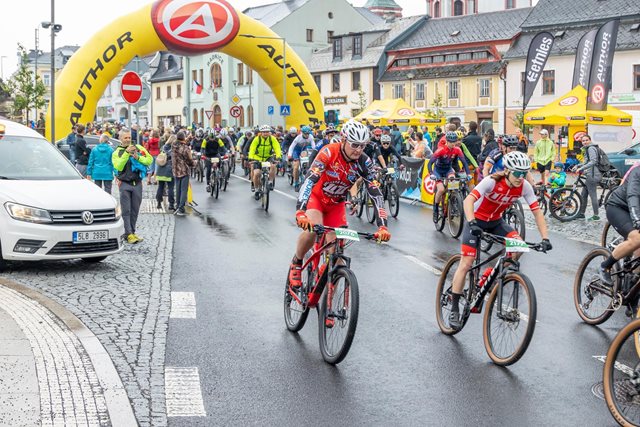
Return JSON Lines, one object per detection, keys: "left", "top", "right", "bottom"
{"left": 45, "top": 0, "right": 323, "bottom": 141}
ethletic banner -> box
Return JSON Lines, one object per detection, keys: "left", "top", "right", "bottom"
{"left": 397, "top": 157, "right": 426, "bottom": 200}
{"left": 572, "top": 29, "right": 597, "bottom": 89}
{"left": 522, "top": 32, "right": 554, "bottom": 110}
{"left": 587, "top": 19, "right": 620, "bottom": 111}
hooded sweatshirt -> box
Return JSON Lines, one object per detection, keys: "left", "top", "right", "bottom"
{"left": 87, "top": 143, "right": 115, "bottom": 181}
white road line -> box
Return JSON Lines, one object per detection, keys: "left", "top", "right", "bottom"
{"left": 165, "top": 367, "right": 206, "bottom": 417}
{"left": 405, "top": 255, "right": 442, "bottom": 275}
{"left": 593, "top": 355, "right": 635, "bottom": 376}
{"left": 231, "top": 174, "right": 297, "bottom": 200}
{"left": 170, "top": 292, "right": 196, "bottom": 319}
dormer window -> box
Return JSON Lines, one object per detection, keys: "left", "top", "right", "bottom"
{"left": 352, "top": 34, "right": 362, "bottom": 58}
{"left": 333, "top": 37, "right": 342, "bottom": 60}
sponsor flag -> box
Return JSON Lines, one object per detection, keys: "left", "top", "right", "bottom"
{"left": 586, "top": 19, "right": 620, "bottom": 111}
{"left": 193, "top": 80, "right": 203, "bottom": 95}
{"left": 522, "top": 32, "right": 554, "bottom": 110}
{"left": 572, "top": 29, "right": 597, "bottom": 89}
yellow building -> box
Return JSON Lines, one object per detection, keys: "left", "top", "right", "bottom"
{"left": 149, "top": 52, "right": 184, "bottom": 128}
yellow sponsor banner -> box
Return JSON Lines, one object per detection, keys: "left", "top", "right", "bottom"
{"left": 420, "top": 160, "right": 436, "bottom": 205}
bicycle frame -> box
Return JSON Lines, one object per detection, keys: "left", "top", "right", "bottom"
{"left": 590, "top": 256, "right": 640, "bottom": 310}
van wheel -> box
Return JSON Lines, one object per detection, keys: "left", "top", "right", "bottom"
{"left": 81, "top": 256, "right": 108, "bottom": 263}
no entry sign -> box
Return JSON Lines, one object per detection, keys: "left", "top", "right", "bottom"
{"left": 120, "top": 71, "right": 143, "bottom": 105}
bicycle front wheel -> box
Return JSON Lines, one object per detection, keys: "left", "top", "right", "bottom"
{"left": 483, "top": 272, "right": 536, "bottom": 366}
{"left": 388, "top": 183, "right": 400, "bottom": 218}
{"left": 504, "top": 206, "right": 526, "bottom": 240}
{"left": 603, "top": 318, "right": 640, "bottom": 426}
{"left": 318, "top": 267, "right": 359, "bottom": 365}
{"left": 262, "top": 181, "right": 270, "bottom": 211}
{"left": 447, "top": 192, "right": 464, "bottom": 239}
{"left": 549, "top": 188, "right": 581, "bottom": 222}
{"left": 434, "top": 197, "right": 446, "bottom": 232}
{"left": 573, "top": 247, "right": 615, "bottom": 325}
{"left": 435, "top": 255, "right": 473, "bottom": 335}
{"left": 365, "top": 193, "right": 377, "bottom": 224}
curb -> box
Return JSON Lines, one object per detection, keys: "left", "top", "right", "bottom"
{"left": 0, "top": 277, "right": 138, "bottom": 427}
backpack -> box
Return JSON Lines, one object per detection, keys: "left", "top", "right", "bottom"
{"left": 156, "top": 151, "right": 168, "bottom": 167}
{"left": 593, "top": 145, "right": 613, "bottom": 173}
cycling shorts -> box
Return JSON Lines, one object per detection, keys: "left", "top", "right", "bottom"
{"left": 433, "top": 168, "right": 456, "bottom": 181}
{"left": 606, "top": 204, "right": 635, "bottom": 240}
{"left": 461, "top": 218, "right": 520, "bottom": 257}
{"left": 306, "top": 193, "right": 347, "bottom": 228}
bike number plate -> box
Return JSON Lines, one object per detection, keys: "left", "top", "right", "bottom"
{"left": 300, "top": 156, "right": 309, "bottom": 163}
{"left": 504, "top": 237, "right": 530, "bottom": 253}
{"left": 447, "top": 180, "right": 460, "bottom": 190}
{"left": 261, "top": 162, "right": 271, "bottom": 168}
{"left": 334, "top": 228, "right": 360, "bottom": 242}
{"left": 211, "top": 158, "right": 220, "bottom": 164}
{"left": 387, "top": 168, "right": 395, "bottom": 174}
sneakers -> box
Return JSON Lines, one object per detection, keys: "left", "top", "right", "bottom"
{"left": 168, "top": 205, "right": 175, "bottom": 211}
{"left": 126, "top": 234, "right": 139, "bottom": 244}
{"left": 206, "top": 185, "right": 211, "bottom": 193}
{"left": 254, "top": 191, "right": 261, "bottom": 200}
{"left": 250, "top": 183, "right": 255, "bottom": 192}
{"left": 575, "top": 213, "right": 586, "bottom": 219}
{"left": 269, "top": 182, "right": 274, "bottom": 191}
{"left": 174, "top": 208, "right": 186, "bottom": 216}
{"left": 587, "top": 215, "right": 601, "bottom": 221}
{"left": 156, "top": 201, "right": 162, "bottom": 209}
{"left": 288, "top": 263, "right": 302, "bottom": 288}
{"left": 599, "top": 265, "right": 614, "bottom": 286}
{"left": 133, "top": 234, "right": 144, "bottom": 243}
{"left": 449, "top": 310, "right": 462, "bottom": 330}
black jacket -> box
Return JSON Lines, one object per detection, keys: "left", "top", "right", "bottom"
{"left": 479, "top": 139, "right": 498, "bottom": 163}
{"left": 75, "top": 135, "right": 89, "bottom": 165}
{"left": 113, "top": 147, "right": 142, "bottom": 184}
{"left": 607, "top": 165, "right": 640, "bottom": 223}
{"left": 462, "top": 131, "right": 482, "bottom": 160}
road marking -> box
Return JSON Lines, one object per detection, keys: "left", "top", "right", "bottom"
{"left": 165, "top": 367, "right": 206, "bottom": 417}
{"left": 170, "top": 292, "right": 196, "bottom": 319}
{"left": 405, "top": 255, "right": 442, "bottom": 275}
{"left": 231, "top": 174, "right": 297, "bottom": 200}
{"left": 593, "top": 355, "right": 635, "bottom": 376}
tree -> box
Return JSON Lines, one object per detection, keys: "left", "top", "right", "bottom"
{"left": 351, "top": 84, "right": 368, "bottom": 116}
{"left": 6, "top": 44, "right": 46, "bottom": 124}
{"left": 425, "top": 89, "right": 445, "bottom": 119}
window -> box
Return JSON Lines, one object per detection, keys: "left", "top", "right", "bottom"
{"left": 634, "top": 65, "right": 640, "bottom": 90}
{"left": 327, "top": 31, "right": 334, "bottom": 43}
{"left": 166, "top": 86, "right": 172, "bottom": 99}
{"left": 313, "top": 74, "right": 321, "bottom": 91}
{"left": 542, "top": 70, "right": 555, "bottom": 95}
{"left": 448, "top": 81, "right": 459, "bottom": 99}
{"left": 434, "top": 1, "right": 440, "bottom": 17}
{"left": 247, "top": 66, "right": 253, "bottom": 84}
{"left": 42, "top": 73, "right": 50, "bottom": 87}
{"left": 237, "top": 63, "right": 244, "bottom": 85}
{"left": 415, "top": 83, "right": 425, "bottom": 100}
{"left": 332, "top": 73, "right": 340, "bottom": 92}
{"left": 467, "top": 0, "right": 475, "bottom": 13}
{"left": 306, "top": 29, "right": 314, "bottom": 42}
{"left": 210, "top": 63, "right": 222, "bottom": 88}
{"left": 409, "top": 58, "right": 420, "bottom": 66}
{"left": 392, "top": 84, "right": 405, "bottom": 99}
{"left": 445, "top": 54, "right": 457, "bottom": 62}
{"left": 333, "top": 37, "right": 342, "bottom": 60}
{"left": 421, "top": 56, "right": 432, "bottom": 64}
{"left": 247, "top": 105, "right": 254, "bottom": 127}
{"left": 192, "top": 70, "right": 197, "bottom": 83}
{"left": 479, "top": 79, "right": 490, "bottom": 97}
{"left": 458, "top": 52, "right": 472, "bottom": 61}
{"left": 352, "top": 71, "right": 361, "bottom": 91}
{"left": 156, "top": 87, "right": 161, "bottom": 100}
{"left": 433, "top": 55, "right": 444, "bottom": 63}
{"left": 177, "top": 84, "right": 182, "bottom": 98}
{"left": 396, "top": 59, "right": 409, "bottom": 67}
{"left": 453, "top": 0, "right": 463, "bottom": 16}
{"left": 199, "top": 69, "right": 203, "bottom": 87}
{"left": 353, "top": 35, "right": 362, "bottom": 57}
{"left": 506, "top": 0, "right": 515, "bottom": 9}
{"left": 473, "top": 51, "right": 488, "bottom": 60}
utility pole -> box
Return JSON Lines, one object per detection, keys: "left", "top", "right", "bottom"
{"left": 34, "top": 28, "right": 39, "bottom": 124}
{"left": 50, "top": 0, "right": 55, "bottom": 142}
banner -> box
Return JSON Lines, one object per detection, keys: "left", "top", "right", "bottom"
{"left": 397, "top": 157, "right": 426, "bottom": 200}
{"left": 587, "top": 19, "right": 620, "bottom": 111}
{"left": 522, "top": 32, "right": 555, "bottom": 109}
{"left": 572, "top": 29, "right": 597, "bottom": 89}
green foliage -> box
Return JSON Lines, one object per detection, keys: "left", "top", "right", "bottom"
{"left": 425, "top": 89, "right": 444, "bottom": 119}
{"left": 351, "top": 83, "right": 368, "bottom": 116}
{"left": 6, "top": 44, "right": 47, "bottom": 122}
{"left": 512, "top": 109, "right": 524, "bottom": 131}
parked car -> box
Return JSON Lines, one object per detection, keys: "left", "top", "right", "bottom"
{"left": 608, "top": 142, "right": 640, "bottom": 176}
{"left": 0, "top": 119, "right": 124, "bottom": 271}
{"left": 56, "top": 135, "right": 120, "bottom": 160}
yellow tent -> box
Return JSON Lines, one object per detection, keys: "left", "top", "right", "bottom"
{"left": 355, "top": 98, "right": 428, "bottom": 126}
{"left": 524, "top": 86, "right": 633, "bottom": 127}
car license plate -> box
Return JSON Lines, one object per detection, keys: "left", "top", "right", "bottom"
{"left": 73, "top": 230, "right": 109, "bottom": 244}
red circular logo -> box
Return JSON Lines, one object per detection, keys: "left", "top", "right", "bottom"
{"left": 591, "top": 84, "right": 605, "bottom": 104}
{"left": 397, "top": 108, "right": 415, "bottom": 117}
{"left": 559, "top": 96, "right": 578, "bottom": 106}
{"left": 423, "top": 176, "right": 436, "bottom": 194}
{"left": 152, "top": 0, "right": 240, "bottom": 55}
{"left": 573, "top": 131, "right": 586, "bottom": 142}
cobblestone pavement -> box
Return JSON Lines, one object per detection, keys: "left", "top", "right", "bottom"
{"left": 0, "top": 188, "right": 174, "bottom": 427}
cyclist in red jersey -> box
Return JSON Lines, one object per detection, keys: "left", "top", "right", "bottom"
{"left": 288, "top": 120, "right": 391, "bottom": 288}
{"left": 448, "top": 151, "right": 552, "bottom": 329}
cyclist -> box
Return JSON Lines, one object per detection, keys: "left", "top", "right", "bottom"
{"left": 248, "top": 125, "right": 282, "bottom": 199}
{"left": 288, "top": 120, "right": 391, "bottom": 293}
{"left": 287, "top": 125, "right": 316, "bottom": 190}
{"left": 191, "top": 128, "right": 205, "bottom": 152}
{"left": 283, "top": 127, "right": 298, "bottom": 161}
{"left": 428, "top": 131, "right": 471, "bottom": 221}
{"left": 379, "top": 134, "right": 402, "bottom": 167}
{"left": 483, "top": 135, "right": 536, "bottom": 186}
{"left": 599, "top": 163, "right": 640, "bottom": 285}
{"left": 447, "top": 152, "right": 552, "bottom": 329}
{"left": 202, "top": 130, "right": 228, "bottom": 192}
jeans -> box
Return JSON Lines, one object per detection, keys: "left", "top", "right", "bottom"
{"left": 119, "top": 181, "right": 143, "bottom": 235}
{"left": 76, "top": 163, "right": 87, "bottom": 176}
{"left": 580, "top": 176, "right": 600, "bottom": 216}
{"left": 175, "top": 175, "right": 189, "bottom": 211}
{"left": 94, "top": 180, "right": 113, "bottom": 194}
{"left": 156, "top": 180, "right": 175, "bottom": 207}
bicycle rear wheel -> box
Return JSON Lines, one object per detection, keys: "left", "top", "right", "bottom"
{"left": 284, "top": 254, "right": 313, "bottom": 332}
{"left": 573, "top": 247, "right": 616, "bottom": 325}
{"left": 215, "top": 172, "right": 221, "bottom": 199}
{"left": 549, "top": 188, "right": 581, "bottom": 222}
{"left": 318, "top": 267, "right": 359, "bottom": 364}
{"left": 356, "top": 184, "right": 366, "bottom": 218}
{"left": 435, "top": 255, "right": 474, "bottom": 335}
{"left": 602, "top": 221, "right": 622, "bottom": 249}
{"left": 447, "top": 192, "right": 464, "bottom": 239}
{"left": 603, "top": 318, "right": 640, "bottom": 426}
{"left": 504, "top": 206, "right": 526, "bottom": 240}
{"left": 365, "top": 193, "right": 377, "bottom": 224}
{"left": 261, "top": 179, "right": 270, "bottom": 211}
{"left": 483, "top": 272, "right": 536, "bottom": 366}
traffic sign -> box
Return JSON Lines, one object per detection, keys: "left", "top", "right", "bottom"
{"left": 205, "top": 110, "right": 214, "bottom": 119}
{"left": 137, "top": 82, "right": 151, "bottom": 107}
{"left": 230, "top": 106, "right": 242, "bottom": 118}
{"left": 267, "top": 106, "right": 274, "bottom": 116}
{"left": 120, "top": 71, "right": 143, "bottom": 105}
{"left": 124, "top": 56, "right": 149, "bottom": 75}
{"left": 231, "top": 94, "right": 241, "bottom": 104}
{"left": 280, "top": 105, "right": 291, "bottom": 116}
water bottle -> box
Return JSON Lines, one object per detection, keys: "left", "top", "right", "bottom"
{"left": 478, "top": 267, "right": 493, "bottom": 288}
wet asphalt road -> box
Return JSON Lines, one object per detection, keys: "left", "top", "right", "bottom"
{"left": 167, "top": 171, "right": 624, "bottom": 426}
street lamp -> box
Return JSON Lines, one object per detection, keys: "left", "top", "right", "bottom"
{"left": 406, "top": 72, "right": 415, "bottom": 107}
{"left": 0, "top": 56, "right": 6, "bottom": 80}
{"left": 42, "top": 0, "right": 62, "bottom": 143}
{"left": 239, "top": 34, "right": 286, "bottom": 128}
{"left": 232, "top": 79, "right": 238, "bottom": 128}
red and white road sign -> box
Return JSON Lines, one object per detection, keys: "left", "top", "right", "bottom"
{"left": 120, "top": 71, "right": 143, "bottom": 105}
{"left": 205, "top": 110, "right": 214, "bottom": 119}
{"left": 230, "top": 105, "right": 241, "bottom": 118}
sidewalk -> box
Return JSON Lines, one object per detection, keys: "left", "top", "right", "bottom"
{"left": 0, "top": 279, "right": 136, "bottom": 427}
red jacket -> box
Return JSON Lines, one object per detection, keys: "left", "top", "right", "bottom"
{"left": 146, "top": 137, "right": 160, "bottom": 156}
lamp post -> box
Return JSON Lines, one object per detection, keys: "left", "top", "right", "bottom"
{"left": 239, "top": 34, "right": 286, "bottom": 129}
{"left": 406, "top": 72, "right": 415, "bottom": 107}
{"left": 41, "top": 0, "right": 62, "bottom": 143}
{"left": 0, "top": 56, "right": 6, "bottom": 81}
{"left": 232, "top": 79, "right": 238, "bottom": 128}
{"left": 499, "top": 59, "right": 508, "bottom": 135}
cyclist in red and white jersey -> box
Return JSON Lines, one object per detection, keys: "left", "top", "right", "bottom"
{"left": 448, "top": 151, "right": 552, "bottom": 329}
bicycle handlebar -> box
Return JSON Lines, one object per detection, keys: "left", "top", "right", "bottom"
{"left": 480, "top": 232, "right": 548, "bottom": 253}
{"left": 312, "top": 224, "right": 375, "bottom": 240}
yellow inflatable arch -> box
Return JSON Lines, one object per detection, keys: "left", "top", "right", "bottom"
{"left": 46, "top": 0, "right": 323, "bottom": 141}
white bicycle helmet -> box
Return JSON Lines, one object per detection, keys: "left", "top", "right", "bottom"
{"left": 380, "top": 134, "right": 392, "bottom": 143}
{"left": 195, "top": 128, "right": 204, "bottom": 138}
{"left": 330, "top": 134, "right": 342, "bottom": 144}
{"left": 289, "top": 126, "right": 298, "bottom": 134}
{"left": 259, "top": 125, "right": 271, "bottom": 132}
{"left": 341, "top": 119, "right": 369, "bottom": 144}
{"left": 503, "top": 151, "right": 531, "bottom": 172}
{"left": 220, "top": 128, "right": 228, "bottom": 137}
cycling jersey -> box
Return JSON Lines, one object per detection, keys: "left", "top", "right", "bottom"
{"left": 428, "top": 146, "right": 470, "bottom": 176}
{"left": 364, "top": 142, "right": 381, "bottom": 163}
{"left": 288, "top": 134, "right": 316, "bottom": 159}
{"left": 248, "top": 135, "right": 282, "bottom": 162}
{"left": 470, "top": 176, "right": 539, "bottom": 222}
{"left": 201, "top": 137, "right": 226, "bottom": 158}
{"left": 379, "top": 145, "right": 401, "bottom": 166}
{"left": 485, "top": 148, "right": 504, "bottom": 173}
{"left": 191, "top": 138, "right": 204, "bottom": 152}
{"left": 297, "top": 143, "right": 388, "bottom": 227}
{"left": 282, "top": 134, "right": 297, "bottom": 156}
{"left": 606, "top": 163, "right": 640, "bottom": 227}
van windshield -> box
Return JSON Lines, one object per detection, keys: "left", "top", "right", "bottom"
{"left": 0, "top": 136, "right": 82, "bottom": 180}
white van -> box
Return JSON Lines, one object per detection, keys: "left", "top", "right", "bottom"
{"left": 0, "top": 119, "right": 124, "bottom": 270}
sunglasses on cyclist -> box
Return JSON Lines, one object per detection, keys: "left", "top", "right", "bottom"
{"left": 381, "top": 142, "right": 390, "bottom": 146}
{"left": 347, "top": 141, "right": 367, "bottom": 150}
{"left": 511, "top": 171, "right": 527, "bottom": 178}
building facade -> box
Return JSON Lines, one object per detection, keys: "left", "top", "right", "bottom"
{"left": 149, "top": 52, "right": 184, "bottom": 128}
{"left": 425, "top": 0, "right": 531, "bottom": 18}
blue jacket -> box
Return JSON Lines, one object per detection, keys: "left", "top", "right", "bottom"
{"left": 87, "top": 143, "right": 115, "bottom": 181}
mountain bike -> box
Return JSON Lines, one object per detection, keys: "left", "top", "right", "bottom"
{"left": 293, "top": 152, "right": 311, "bottom": 192}
{"left": 436, "top": 233, "right": 547, "bottom": 366}
{"left": 220, "top": 154, "right": 230, "bottom": 192}
{"left": 284, "top": 225, "right": 375, "bottom": 364}
{"left": 480, "top": 200, "right": 526, "bottom": 252}
{"left": 433, "top": 176, "right": 470, "bottom": 239}
{"left": 229, "top": 151, "right": 236, "bottom": 174}
{"left": 256, "top": 157, "right": 275, "bottom": 212}
{"left": 602, "top": 221, "right": 621, "bottom": 248}
{"left": 381, "top": 167, "right": 400, "bottom": 219}
{"left": 549, "top": 170, "right": 620, "bottom": 222}
{"left": 192, "top": 151, "right": 204, "bottom": 182}
{"left": 207, "top": 157, "right": 223, "bottom": 199}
